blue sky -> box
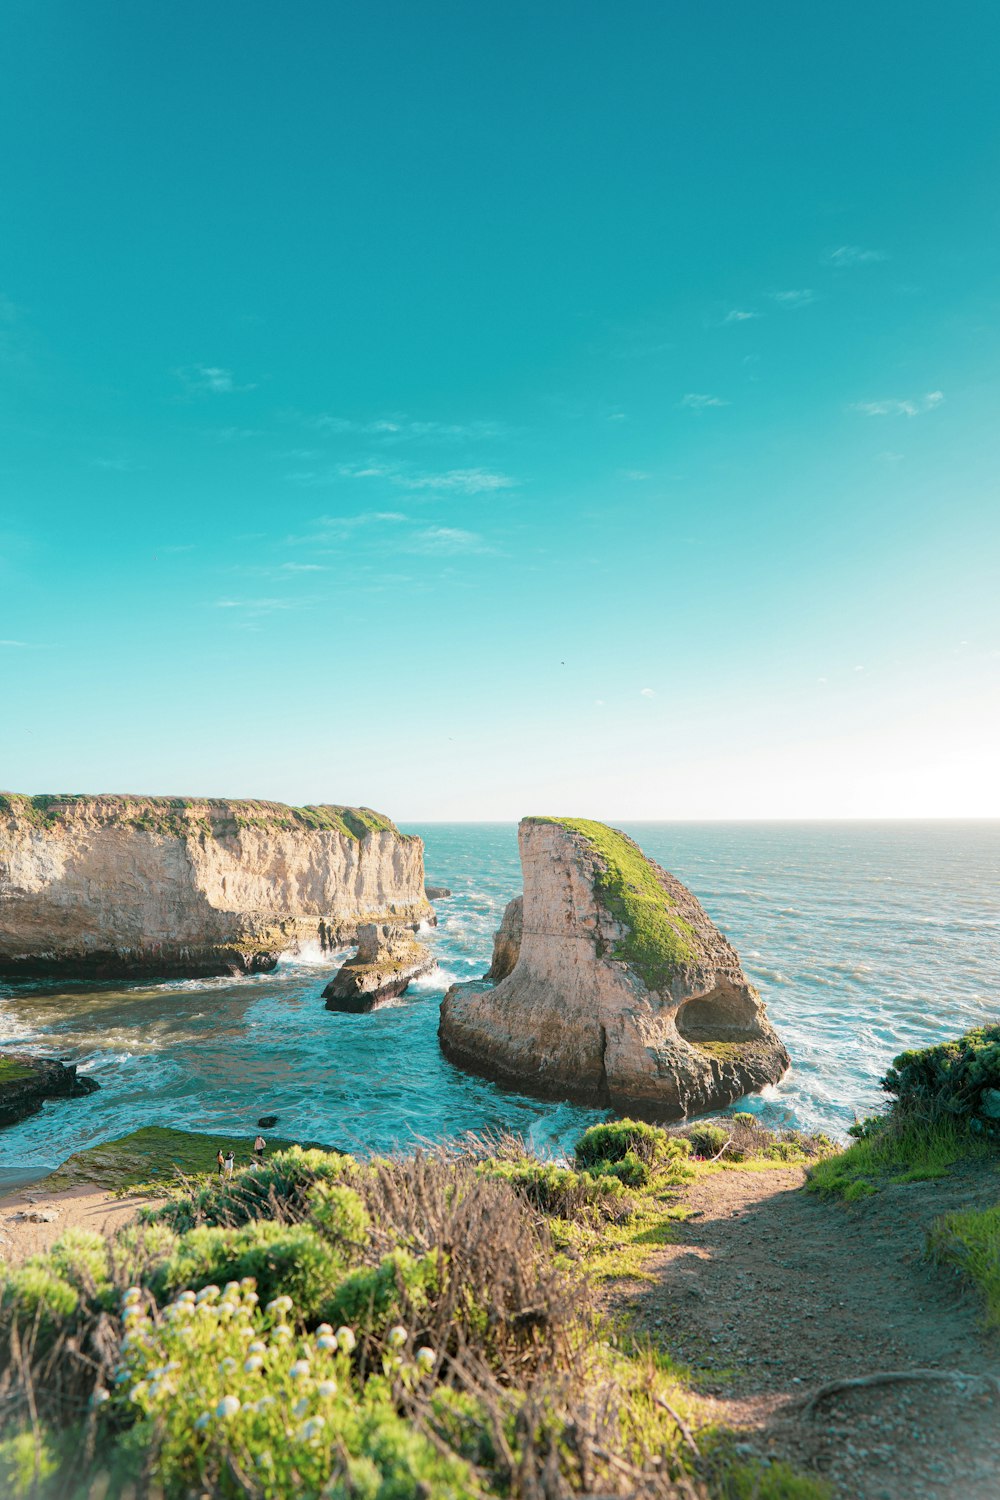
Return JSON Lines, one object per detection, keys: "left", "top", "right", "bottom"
{"left": 2, "top": 1, "right": 998, "bottom": 818}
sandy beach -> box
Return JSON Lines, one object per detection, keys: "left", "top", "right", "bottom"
{"left": 0, "top": 1182, "right": 164, "bottom": 1267}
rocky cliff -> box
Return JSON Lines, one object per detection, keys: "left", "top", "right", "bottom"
{"left": 0, "top": 1052, "right": 99, "bottom": 1128}
{"left": 439, "top": 817, "right": 789, "bottom": 1119}
{"left": 0, "top": 794, "right": 430, "bottom": 979}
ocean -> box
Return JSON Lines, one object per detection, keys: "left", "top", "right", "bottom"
{"left": 1, "top": 821, "right": 997, "bottom": 1189}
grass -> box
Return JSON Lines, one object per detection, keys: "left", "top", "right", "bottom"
{"left": 927, "top": 1200, "right": 1000, "bottom": 1326}
{"left": 806, "top": 1114, "right": 989, "bottom": 1201}
{"left": 0, "top": 793, "right": 408, "bottom": 842}
{"left": 528, "top": 817, "right": 698, "bottom": 988}
{"left": 0, "top": 1057, "right": 37, "bottom": 1086}
{"left": 43, "top": 1126, "right": 337, "bottom": 1193}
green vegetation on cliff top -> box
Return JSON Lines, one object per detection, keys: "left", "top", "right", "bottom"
{"left": 529, "top": 816, "right": 698, "bottom": 989}
{"left": 45, "top": 1126, "right": 339, "bottom": 1193}
{"left": 0, "top": 793, "right": 406, "bottom": 841}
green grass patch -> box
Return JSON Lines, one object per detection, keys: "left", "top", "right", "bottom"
{"left": 528, "top": 817, "right": 698, "bottom": 988}
{"left": 0, "top": 1056, "right": 37, "bottom": 1085}
{"left": 806, "top": 1114, "right": 989, "bottom": 1201}
{"left": 44, "top": 1126, "right": 333, "bottom": 1193}
{"left": 927, "top": 1200, "right": 1000, "bottom": 1326}
{"left": 0, "top": 793, "right": 408, "bottom": 842}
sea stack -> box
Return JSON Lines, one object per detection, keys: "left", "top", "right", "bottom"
{"left": 439, "top": 817, "right": 789, "bottom": 1119}
{"left": 0, "top": 794, "right": 430, "bottom": 980}
{"left": 322, "top": 923, "right": 435, "bottom": 1012}
{"left": 0, "top": 1051, "right": 99, "bottom": 1129}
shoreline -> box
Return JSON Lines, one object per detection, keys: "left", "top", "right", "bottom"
{"left": 0, "top": 1179, "right": 164, "bottom": 1267}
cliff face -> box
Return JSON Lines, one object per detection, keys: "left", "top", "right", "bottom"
{"left": 439, "top": 817, "right": 789, "bottom": 1120}
{"left": 0, "top": 794, "right": 430, "bottom": 979}
{"left": 0, "top": 1052, "right": 99, "bottom": 1128}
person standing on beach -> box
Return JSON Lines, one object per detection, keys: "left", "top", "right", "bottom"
{"left": 216, "top": 1149, "right": 225, "bottom": 1176}
{"left": 223, "top": 1150, "right": 235, "bottom": 1179}
{"left": 253, "top": 1134, "right": 266, "bottom": 1162}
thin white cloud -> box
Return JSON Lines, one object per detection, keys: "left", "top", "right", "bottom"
{"left": 407, "top": 526, "right": 490, "bottom": 555}
{"left": 640, "top": 687, "right": 656, "bottom": 698}
{"left": 290, "top": 463, "right": 517, "bottom": 495}
{"left": 214, "top": 597, "right": 296, "bottom": 612}
{"left": 0, "top": 638, "right": 29, "bottom": 647}
{"left": 620, "top": 469, "right": 651, "bottom": 481}
{"left": 679, "top": 393, "right": 729, "bottom": 410}
{"left": 849, "top": 391, "right": 944, "bottom": 418}
{"left": 182, "top": 365, "right": 256, "bottom": 395}
{"left": 724, "top": 309, "right": 759, "bottom": 323}
{"left": 308, "top": 415, "right": 506, "bottom": 441}
{"left": 92, "top": 456, "right": 139, "bottom": 472}
{"left": 399, "top": 468, "right": 516, "bottom": 494}
{"left": 825, "top": 245, "right": 888, "bottom": 267}
{"left": 280, "top": 562, "right": 327, "bottom": 572}
{"left": 769, "top": 289, "right": 817, "bottom": 308}
{"left": 286, "top": 511, "right": 409, "bottom": 543}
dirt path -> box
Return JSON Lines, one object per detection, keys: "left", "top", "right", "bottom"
{"left": 0, "top": 1184, "right": 164, "bottom": 1266}
{"left": 613, "top": 1162, "right": 1000, "bottom": 1500}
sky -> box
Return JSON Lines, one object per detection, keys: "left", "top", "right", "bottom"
{"left": 1, "top": 1, "right": 999, "bottom": 820}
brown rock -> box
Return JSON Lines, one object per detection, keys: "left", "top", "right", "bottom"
{"left": 485, "top": 895, "right": 522, "bottom": 981}
{"left": 0, "top": 1051, "right": 99, "bottom": 1130}
{"left": 0, "top": 794, "right": 430, "bottom": 979}
{"left": 323, "top": 923, "right": 435, "bottom": 1013}
{"left": 439, "top": 817, "right": 789, "bottom": 1119}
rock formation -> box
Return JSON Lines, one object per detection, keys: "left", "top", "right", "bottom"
{"left": 0, "top": 794, "right": 430, "bottom": 979}
{"left": 0, "top": 1051, "right": 99, "bottom": 1129}
{"left": 426, "top": 885, "right": 452, "bottom": 900}
{"left": 485, "top": 895, "right": 522, "bottom": 982}
{"left": 323, "top": 923, "right": 435, "bottom": 1013}
{"left": 439, "top": 817, "right": 789, "bottom": 1119}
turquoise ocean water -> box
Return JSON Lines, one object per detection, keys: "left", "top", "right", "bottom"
{"left": 1, "top": 822, "right": 997, "bottom": 1189}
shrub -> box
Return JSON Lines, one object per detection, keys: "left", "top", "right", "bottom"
{"left": 148, "top": 1146, "right": 352, "bottom": 1232}
{"left": 574, "top": 1118, "right": 673, "bottom": 1169}
{"left": 882, "top": 1025, "right": 1000, "bottom": 1123}
{"left": 0, "top": 1262, "right": 80, "bottom": 1322}
{"left": 686, "top": 1122, "right": 730, "bottom": 1159}
{"left": 307, "top": 1182, "right": 370, "bottom": 1249}
{"left": 481, "top": 1158, "right": 632, "bottom": 1220}
{"left": 322, "top": 1249, "right": 440, "bottom": 1334}
{"left": 154, "top": 1221, "right": 348, "bottom": 1320}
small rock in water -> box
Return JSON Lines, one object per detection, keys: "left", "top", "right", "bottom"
{"left": 257, "top": 1115, "right": 278, "bottom": 1129}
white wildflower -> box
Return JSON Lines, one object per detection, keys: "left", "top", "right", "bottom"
{"left": 317, "top": 1380, "right": 337, "bottom": 1399}
{"left": 243, "top": 1355, "right": 263, "bottom": 1374}
{"left": 196, "top": 1285, "right": 220, "bottom": 1304}
{"left": 290, "top": 1359, "right": 311, "bottom": 1381}
{"left": 387, "top": 1325, "right": 407, "bottom": 1350}
{"left": 299, "top": 1416, "right": 325, "bottom": 1441}
{"left": 335, "top": 1326, "right": 356, "bottom": 1353}
{"left": 415, "top": 1346, "right": 435, "bottom": 1373}
{"left": 216, "top": 1394, "right": 241, "bottom": 1419}
{"left": 316, "top": 1334, "right": 338, "bottom": 1352}
{"left": 194, "top": 1411, "right": 212, "bottom": 1431}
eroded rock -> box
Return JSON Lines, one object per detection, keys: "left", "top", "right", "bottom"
{"left": 323, "top": 923, "right": 435, "bottom": 1013}
{"left": 0, "top": 1051, "right": 99, "bottom": 1130}
{"left": 0, "top": 793, "right": 430, "bottom": 979}
{"left": 439, "top": 817, "right": 789, "bottom": 1119}
{"left": 485, "top": 895, "right": 522, "bottom": 982}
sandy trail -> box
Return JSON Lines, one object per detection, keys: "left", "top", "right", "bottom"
{"left": 0, "top": 1183, "right": 165, "bottom": 1266}
{"left": 611, "top": 1161, "right": 1000, "bottom": 1500}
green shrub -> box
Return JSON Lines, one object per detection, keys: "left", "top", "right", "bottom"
{"left": 575, "top": 1118, "right": 672, "bottom": 1168}
{"left": 45, "top": 1229, "right": 111, "bottom": 1295}
{"left": 307, "top": 1182, "right": 370, "bottom": 1249}
{"left": 479, "top": 1158, "right": 631, "bottom": 1220}
{"left": 155, "top": 1221, "right": 347, "bottom": 1320}
{"left": 0, "top": 1261, "right": 80, "bottom": 1322}
{"left": 882, "top": 1025, "right": 1000, "bottom": 1123}
{"left": 686, "top": 1122, "right": 730, "bottom": 1158}
{"left": 321, "top": 1249, "right": 439, "bottom": 1333}
{"left": 149, "top": 1146, "right": 352, "bottom": 1232}
{"left": 0, "top": 1427, "right": 63, "bottom": 1498}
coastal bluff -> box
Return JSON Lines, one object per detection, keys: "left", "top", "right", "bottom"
{"left": 0, "top": 793, "right": 430, "bottom": 979}
{"left": 439, "top": 817, "right": 789, "bottom": 1119}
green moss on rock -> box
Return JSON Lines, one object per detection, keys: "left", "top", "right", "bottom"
{"left": 44, "top": 1126, "right": 334, "bottom": 1192}
{"left": 529, "top": 817, "right": 698, "bottom": 989}
{"left": 0, "top": 793, "right": 410, "bottom": 842}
